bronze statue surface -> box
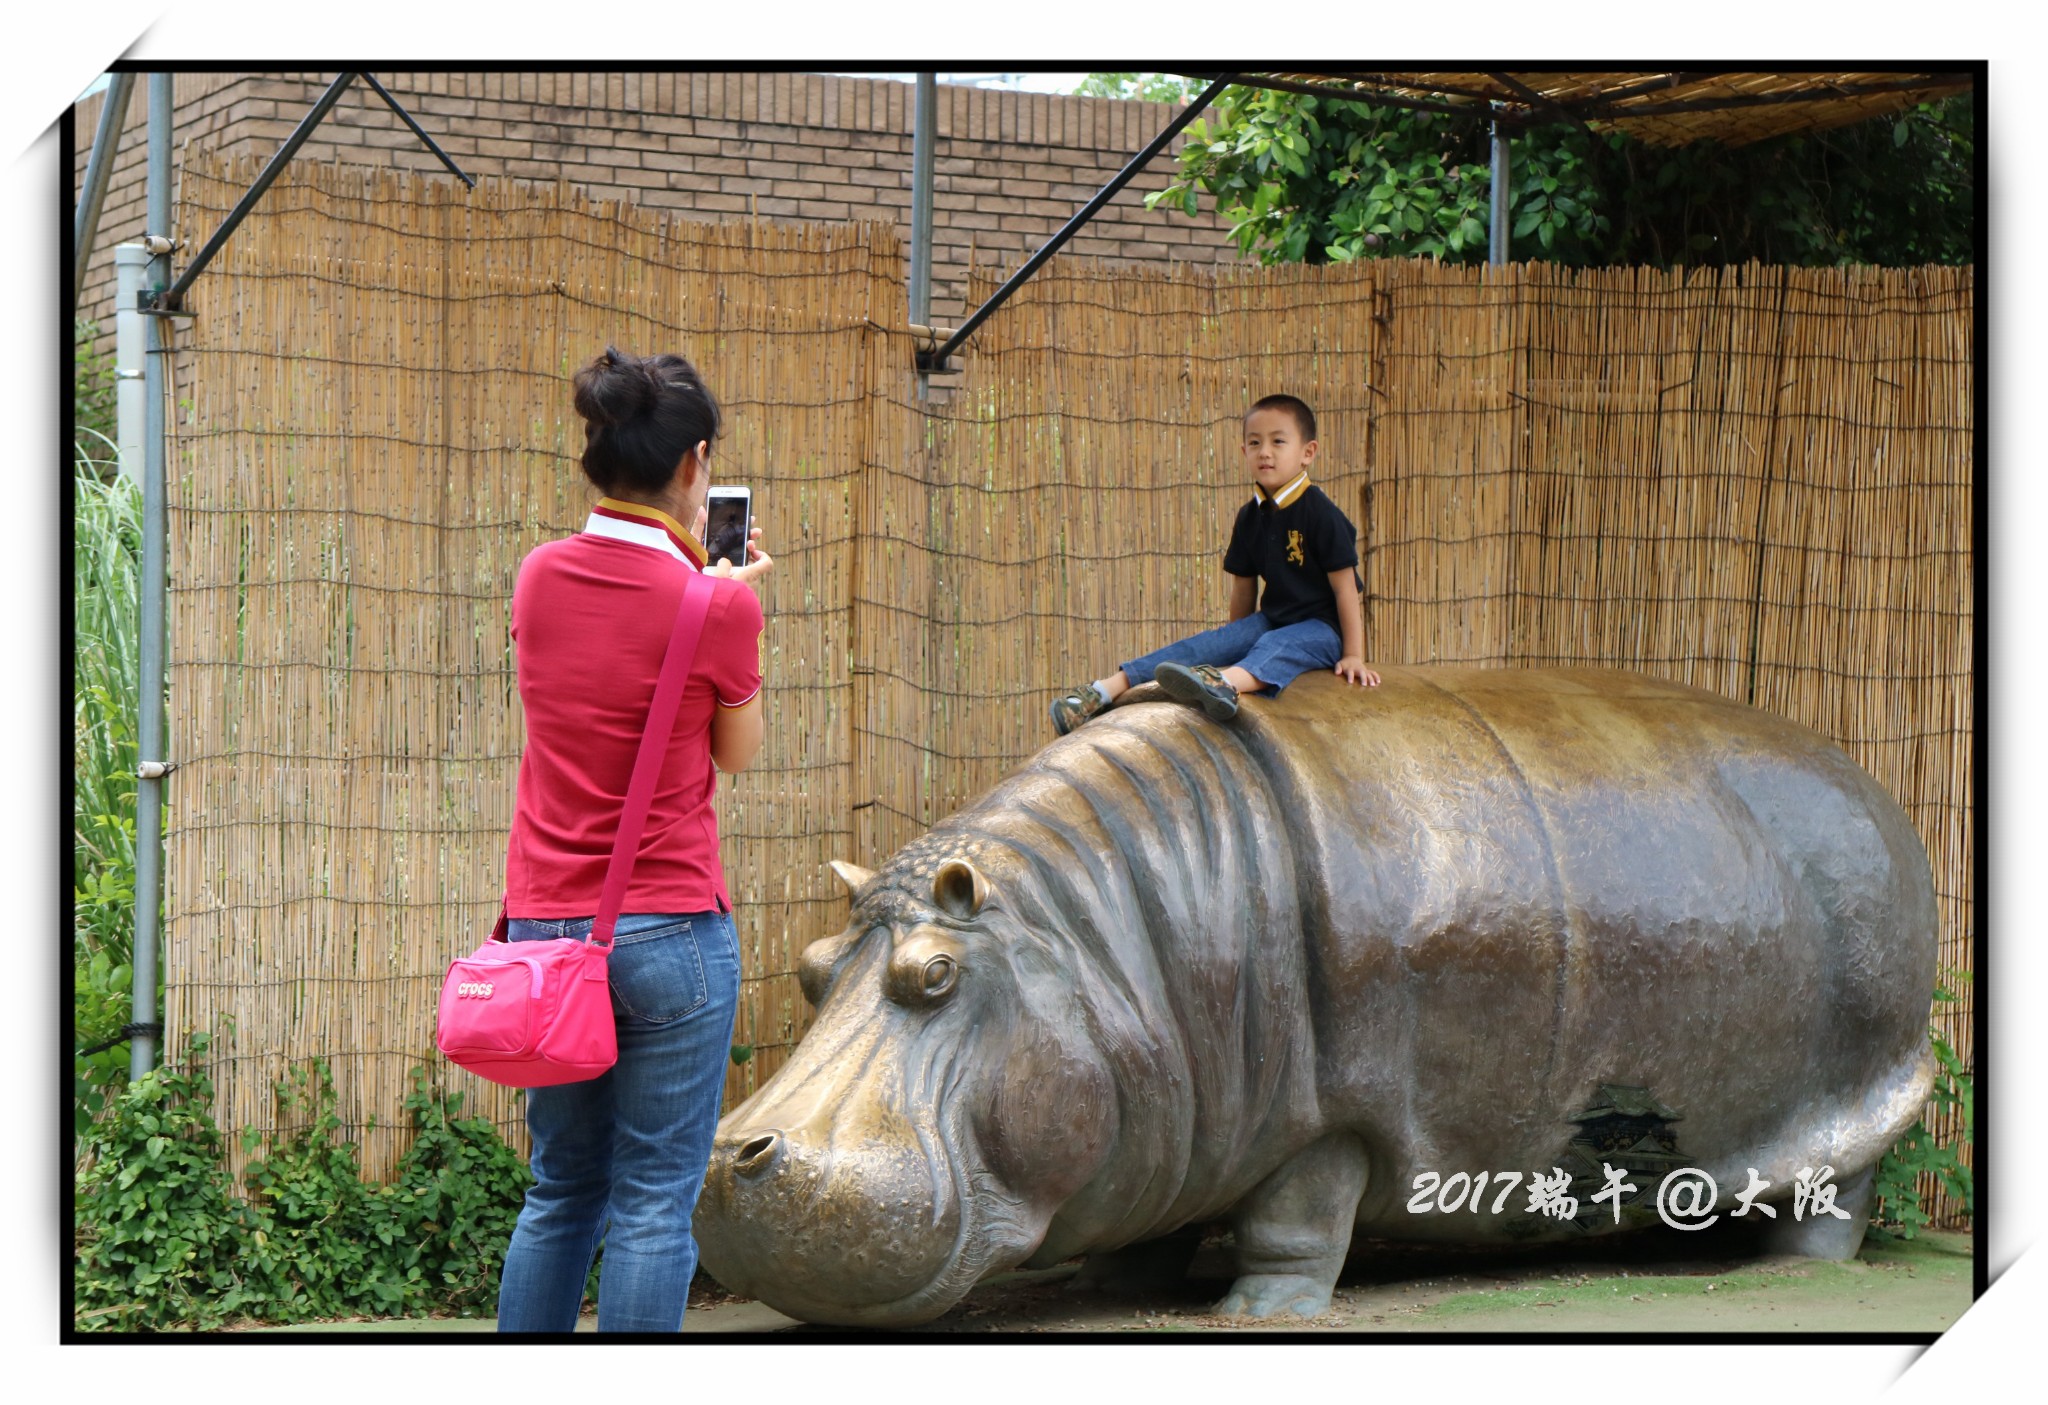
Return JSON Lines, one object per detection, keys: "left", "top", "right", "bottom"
{"left": 693, "top": 668, "right": 1938, "bottom": 1325}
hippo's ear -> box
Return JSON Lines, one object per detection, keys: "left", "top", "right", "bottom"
{"left": 932, "top": 859, "right": 991, "bottom": 920}
{"left": 828, "top": 860, "right": 875, "bottom": 895}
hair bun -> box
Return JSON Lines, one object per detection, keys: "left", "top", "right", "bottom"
{"left": 571, "top": 345, "right": 721, "bottom": 497}
{"left": 573, "top": 346, "right": 663, "bottom": 428}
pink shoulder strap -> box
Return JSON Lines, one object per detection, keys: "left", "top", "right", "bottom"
{"left": 589, "top": 569, "right": 718, "bottom": 954}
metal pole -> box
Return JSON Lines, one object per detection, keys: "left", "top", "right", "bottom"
{"left": 114, "top": 244, "right": 147, "bottom": 486}
{"left": 910, "top": 73, "right": 935, "bottom": 398}
{"left": 74, "top": 72, "right": 136, "bottom": 313}
{"left": 158, "top": 71, "right": 358, "bottom": 310}
{"left": 131, "top": 72, "right": 172, "bottom": 1080}
{"left": 923, "top": 73, "right": 1233, "bottom": 371}
{"left": 1488, "top": 107, "right": 1510, "bottom": 266}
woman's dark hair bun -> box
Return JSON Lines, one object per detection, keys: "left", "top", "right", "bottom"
{"left": 570, "top": 346, "right": 722, "bottom": 496}
{"left": 573, "top": 345, "right": 663, "bottom": 428}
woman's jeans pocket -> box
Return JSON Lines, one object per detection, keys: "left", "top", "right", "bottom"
{"left": 505, "top": 912, "right": 712, "bottom": 1026}
{"left": 608, "top": 918, "right": 710, "bottom": 1024}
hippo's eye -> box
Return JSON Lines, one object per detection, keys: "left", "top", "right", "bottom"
{"left": 921, "top": 954, "right": 958, "bottom": 1000}
{"left": 886, "top": 928, "right": 965, "bottom": 1008}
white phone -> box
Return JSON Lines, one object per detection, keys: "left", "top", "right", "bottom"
{"left": 704, "top": 486, "right": 752, "bottom": 569}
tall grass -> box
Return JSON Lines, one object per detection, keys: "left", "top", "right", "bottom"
{"left": 75, "top": 434, "right": 146, "bottom": 1122}
{"left": 74, "top": 436, "right": 141, "bottom": 964}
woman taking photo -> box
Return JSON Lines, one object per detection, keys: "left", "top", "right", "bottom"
{"left": 496, "top": 347, "right": 769, "bottom": 1333}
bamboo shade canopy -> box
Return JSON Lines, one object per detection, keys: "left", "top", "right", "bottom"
{"left": 1224, "top": 71, "right": 1974, "bottom": 146}
{"left": 160, "top": 150, "right": 1972, "bottom": 1228}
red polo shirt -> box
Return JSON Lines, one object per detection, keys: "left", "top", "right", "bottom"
{"left": 504, "top": 499, "right": 763, "bottom": 917}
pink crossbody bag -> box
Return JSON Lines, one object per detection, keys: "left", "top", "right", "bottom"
{"left": 436, "top": 569, "right": 717, "bottom": 1087}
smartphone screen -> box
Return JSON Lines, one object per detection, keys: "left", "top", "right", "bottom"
{"left": 704, "top": 489, "right": 751, "bottom": 569}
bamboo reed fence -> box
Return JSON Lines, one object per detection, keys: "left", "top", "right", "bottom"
{"left": 160, "top": 152, "right": 1973, "bottom": 1225}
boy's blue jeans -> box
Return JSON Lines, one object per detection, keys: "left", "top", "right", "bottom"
{"left": 1121, "top": 612, "right": 1343, "bottom": 694}
{"left": 495, "top": 909, "right": 740, "bottom": 1334}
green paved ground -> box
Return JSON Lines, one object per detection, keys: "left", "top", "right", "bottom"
{"left": 889, "top": 1228, "right": 1973, "bottom": 1335}
{"left": 1335, "top": 1229, "right": 1973, "bottom": 1333}
{"left": 237, "top": 1229, "right": 1970, "bottom": 1335}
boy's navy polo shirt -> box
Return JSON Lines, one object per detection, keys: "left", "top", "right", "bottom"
{"left": 1222, "top": 471, "right": 1361, "bottom": 633}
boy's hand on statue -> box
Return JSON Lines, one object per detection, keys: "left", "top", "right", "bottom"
{"left": 1336, "top": 657, "right": 1379, "bottom": 687}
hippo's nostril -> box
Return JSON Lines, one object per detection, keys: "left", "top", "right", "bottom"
{"left": 734, "top": 1132, "right": 781, "bottom": 1176}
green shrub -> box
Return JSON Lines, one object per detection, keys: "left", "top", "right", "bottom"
{"left": 392, "top": 1071, "right": 535, "bottom": 1310}
{"left": 73, "top": 1033, "right": 274, "bottom": 1330}
{"left": 72, "top": 949, "right": 133, "bottom": 1135}
{"left": 1871, "top": 986, "right": 1975, "bottom": 1239}
{"left": 240, "top": 1062, "right": 401, "bottom": 1319}
{"left": 74, "top": 1038, "right": 535, "bottom": 1331}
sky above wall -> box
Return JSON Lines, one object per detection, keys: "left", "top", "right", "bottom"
{"left": 77, "top": 70, "right": 1096, "bottom": 104}
{"left": 824, "top": 72, "right": 1090, "bottom": 92}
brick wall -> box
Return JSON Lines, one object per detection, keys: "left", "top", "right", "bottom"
{"left": 72, "top": 71, "right": 1246, "bottom": 339}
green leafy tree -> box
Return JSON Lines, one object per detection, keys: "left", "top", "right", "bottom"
{"left": 1151, "top": 85, "right": 1973, "bottom": 268}
{"left": 1074, "top": 72, "right": 1209, "bottom": 104}
{"left": 75, "top": 318, "right": 118, "bottom": 455}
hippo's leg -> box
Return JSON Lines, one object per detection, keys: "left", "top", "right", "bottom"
{"left": 1216, "top": 1131, "right": 1368, "bottom": 1319}
{"left": 1759, "top": 1165, "right": 1876, "bottom": 1260}
{"left": 1074, "top": 1225, "right": 1204, "bottom": 1294}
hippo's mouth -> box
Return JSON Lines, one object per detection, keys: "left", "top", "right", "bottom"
{"left": 879, "top": 1109, "right": 1047, "bottom": 1323}
{"left": 695, "top": 1072, "right": 1051, "bottom": 1328}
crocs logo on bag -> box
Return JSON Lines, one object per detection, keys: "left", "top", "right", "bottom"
{"left": 456, "top": 980, "right": 496, "bottom": 999}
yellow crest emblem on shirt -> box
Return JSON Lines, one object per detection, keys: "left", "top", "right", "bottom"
{"left": 1287, "top": 530, "right": 1305, "bottom": 566}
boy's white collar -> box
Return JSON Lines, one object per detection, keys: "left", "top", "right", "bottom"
{"left": 1252, "top": 471, "right": 1312, "bottom": 508}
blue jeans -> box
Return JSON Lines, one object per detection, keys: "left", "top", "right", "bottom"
{"left": 495, "top": 910, "right": 741, "bottom": 1333}
{"left": 1121, "top": 613, "right": 1343, "bottom": 693}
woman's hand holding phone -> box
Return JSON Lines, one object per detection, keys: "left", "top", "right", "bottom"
{"left": 724, "top": 528, "right": 772, "bottom": 583}
{"left": 693, "top": 506, "right": 772, "bottom": 584}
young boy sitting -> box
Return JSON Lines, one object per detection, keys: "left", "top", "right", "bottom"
{"left": 1050, "top": 394, "right": 1379, "bottom": 731}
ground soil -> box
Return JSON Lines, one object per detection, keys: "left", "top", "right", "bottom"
{"left": 241, "top": 1226, "right": 1971, "bottom": 1335}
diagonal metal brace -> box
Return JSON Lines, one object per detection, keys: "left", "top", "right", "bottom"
{"left": 918, "top": 72, "right": 1236, "bottom": 374}
{"left": 362, "top": 72, "right": 475, "bottom": 187}
{"left": 151, "top": 71, "right": 474, "bottom": 312}
{"left": 153, "top": 71, "right": 361, "bottom": 311}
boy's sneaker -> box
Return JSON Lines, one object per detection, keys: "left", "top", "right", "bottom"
{"left": 1152, "top": 663, "right": 1239, "bottom": 722}
{"left": 1049, "top": 683, "right": 1108, "bottom": 736}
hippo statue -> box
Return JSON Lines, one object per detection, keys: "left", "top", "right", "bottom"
{"left": 693, "top": 667, "right": 1937, "bottom": 1325}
